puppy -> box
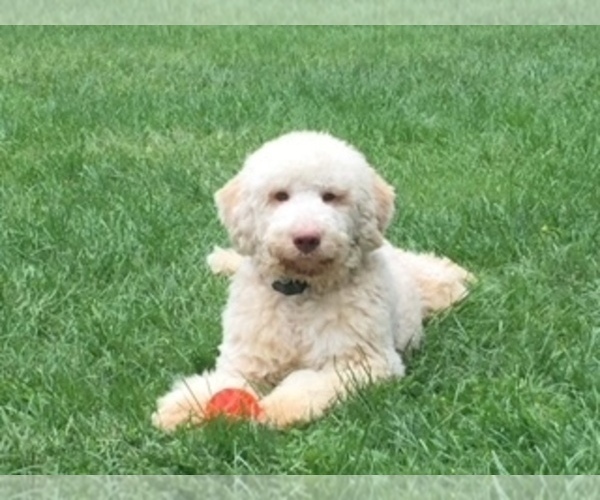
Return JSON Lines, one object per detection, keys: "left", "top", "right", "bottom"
{"left": 153, "top": 131, "right": 472, "bottom": 430}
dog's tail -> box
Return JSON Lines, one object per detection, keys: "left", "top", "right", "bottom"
{"left": 393, "top": 249, "right": 474, "bottom": 319}
{"left": 206, "top": 246, "right": 245, "bottom": 276}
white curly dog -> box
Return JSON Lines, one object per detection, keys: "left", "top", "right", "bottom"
{"left": 153, "top": 131, "right": 472, "bottom": 430}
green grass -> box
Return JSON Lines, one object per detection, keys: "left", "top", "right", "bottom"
{"left": 1, "top": 26, "right": 598, "bottom": 474}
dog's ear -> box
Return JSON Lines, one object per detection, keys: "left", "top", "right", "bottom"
{"left": 373, "top": 173, "right": 396, "bottom": 232}
{"left": 357, "top": 171, "right": 396, "bottom": 253}
{"left": 214, "top": 174, "right": 255, "bottom": 255}
{"left": 215, "top": 175, "right": 241, "bottom": 229}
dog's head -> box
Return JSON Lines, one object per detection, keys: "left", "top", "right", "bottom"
{"left": 215, "top": 131, "right": 395, "bottom": 284}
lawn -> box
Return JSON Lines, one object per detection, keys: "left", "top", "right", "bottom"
{"left": 0, "top": 26, "right": 598, "bottom": 475}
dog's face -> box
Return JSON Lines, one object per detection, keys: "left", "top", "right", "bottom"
{"left": 215, "top": 132, "right": 395, "bottom": 282}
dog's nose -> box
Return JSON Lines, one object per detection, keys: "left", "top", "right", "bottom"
{"left": 293, "top": 233, "right": 321, "bottom": 254}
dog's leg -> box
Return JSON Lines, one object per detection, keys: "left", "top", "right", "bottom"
{"left": 152, "top": 371, "right": 257, "bottom": 431}
{"left": 259, "top": 364, "right": 396, "bottom": 428}
{"left": 206, "top": 246, "right": 245, "bottom": 276}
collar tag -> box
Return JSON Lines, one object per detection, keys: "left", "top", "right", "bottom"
{"left": 272, "top": 279, "right": 308, "bottom": 296}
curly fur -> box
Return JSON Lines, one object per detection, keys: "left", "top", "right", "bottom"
{"left": 153, "top": 131, "right": 473, "bottom": 430}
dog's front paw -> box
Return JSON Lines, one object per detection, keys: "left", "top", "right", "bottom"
{"left": 152, "top": 373, "right": 261, "bottom": 431}
{"left": 259, "top": 393, "right": 319, "bottom": 429}
{"left": 152, "top": 388, "right": 206, "bottom": 431}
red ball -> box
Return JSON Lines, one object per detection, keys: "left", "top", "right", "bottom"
{"left": 205, "top": 388, "right": 263, "bottom": 420}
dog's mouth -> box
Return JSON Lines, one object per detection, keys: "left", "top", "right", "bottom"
{"left": 279, "top": 256, "right": 335, "bottom": 277}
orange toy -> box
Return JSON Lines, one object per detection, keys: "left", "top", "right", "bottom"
{"left": 205, "top": 388, "right": 263, "bottom": 420}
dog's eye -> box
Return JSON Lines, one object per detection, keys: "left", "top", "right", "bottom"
{"left": 322, "top": 192, "right": 337, "bottom": 203}
{"left": 273, "top": 191, "right": 289, "bottom": 202}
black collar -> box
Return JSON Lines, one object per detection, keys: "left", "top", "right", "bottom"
{"left": 271, "top": 278, "right": 309, "bottom": 296}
